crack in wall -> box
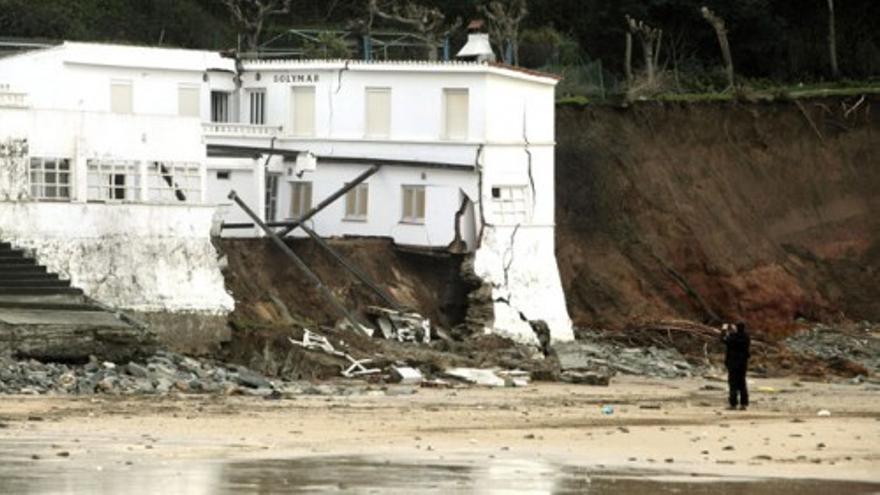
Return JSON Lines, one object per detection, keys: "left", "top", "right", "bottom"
{"left": 501, "top": 223, "right": 521, "bottom": 289}
{"left": 522, "top": 103, "right": 536, "bottom": 205}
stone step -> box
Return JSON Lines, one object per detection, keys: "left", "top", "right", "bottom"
{"left": 0, "top": 308, "right": 131, "bottom": 328}
{"left": 0, "top": 293, "right": 87, "bottom": 306}
{"left": 0, "top": 301, "right": 103, "bottom": 312}
{"left": 0, "top": 249, "right": 26, "bottom": 257}
{"left": 0, "top": 264, "right": 46, "bottom": 273}
{"left": 0, "top": 271, "right": 59, "bottom": 281}
{"left": 0, "top": 256, "right": 34, "bottom": 265}
{"left": 0, "top": 279, "right": 71, "bottom": 288}
{"left": 0, "top": 287, "right": 83, "bottom": 295}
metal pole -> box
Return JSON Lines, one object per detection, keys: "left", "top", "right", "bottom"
{"left": 298, "top": 223, "right": 404, "bottom": 312}
{"left": 227, "top": 190, "right": 369, "bottom": 334}
{"left": 276, "top": 165, "right": 381, "bottom": 237}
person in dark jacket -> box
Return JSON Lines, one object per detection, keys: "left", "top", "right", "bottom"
{"left": 722, "top": 322, "right": 751, "bottom": 410}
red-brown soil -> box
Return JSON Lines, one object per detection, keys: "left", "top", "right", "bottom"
{"left": 555, "top": 95, "right": 880, "bottom": 336}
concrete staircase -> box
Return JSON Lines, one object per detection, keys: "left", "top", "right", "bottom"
{"left": 0, "top": 241, "right": 156, "bottom": 362}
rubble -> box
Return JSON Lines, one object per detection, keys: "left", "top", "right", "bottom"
{"left": 784, "top": 324, "right": 880, "bottom": 375}
{"left": 553, "top": 337, "right": 705, "bottom": 380}
{"left": 0, "top": 350, "right": 278, "bottom": 396}
{"left": 366, "top": 306, "right": 431, "bottom": 344}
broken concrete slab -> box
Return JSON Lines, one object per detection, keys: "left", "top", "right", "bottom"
{"left": 390, "top": 366, "right": 424, "bottom": 385}
{"left": 443, "top": 368, "right": 506, "bottom": 387}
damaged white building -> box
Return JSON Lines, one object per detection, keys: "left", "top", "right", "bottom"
{"left": 0, "top": 40, "right": 573, "bottom": 347}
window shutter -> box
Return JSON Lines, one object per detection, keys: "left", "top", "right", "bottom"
{"left": 110, "top": 81, "right": 133, "bottom": 114}
{"left": 365, "top": 88, "right": 391, "bottom": 138}
{"left": 292, "top": 86, "right": 316, "bottom": 136}
{"left": 178, "top": 86, "right": 200, "bottom": 117}
{"left": 444, "top": 89, "right": 469, "bottom": 140}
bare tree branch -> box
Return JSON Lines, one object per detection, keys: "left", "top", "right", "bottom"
{"left": 626, "top": 15, "right": 662, "bottom": 84}
{"left": 368, "top": 0, "right": 461, "bottom": 60}
{"left": 701, "top": 6, "right": 735, "bottom": 89}
{"left": 221, "top": 0, "right": 292, "bottom": 53}
{"left": 479, "top": 0, "right": 528, "bottom": 65}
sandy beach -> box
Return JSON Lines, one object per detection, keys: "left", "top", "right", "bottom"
{"left": 1, "top": 376, "right": 878, "bottom": 486}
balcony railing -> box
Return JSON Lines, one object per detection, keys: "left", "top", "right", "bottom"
{"left": 202, "top": 122, "right": 283, "bottom": 137}
{"left": 0, "top": 92, "right": 28, "bottom": 108}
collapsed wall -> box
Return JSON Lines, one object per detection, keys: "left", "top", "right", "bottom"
{"left": 0, "top": 202, "right": 234, "bottom": 352}
{"left": 471, "top": 225, "right": 574, "bottom": 345}
{"left": 555, "top": 95, "right": 880, "bottom": 335}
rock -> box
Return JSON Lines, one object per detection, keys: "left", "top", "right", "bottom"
{"left": 235, "top": 367, "right": 272, "bottom": 389}
{"left": 125, "top": 362, "right": 150, "bottom": 378}
{"left": 95, "top": 377, "right": 116, "bottom": 393}
{"left": 817, "top": 410, "right": 832, "bottom": 417}
{"left": 560, "top": 371, "right": 611, "bottom": 386}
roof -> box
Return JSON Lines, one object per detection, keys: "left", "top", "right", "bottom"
{"left": 243, "top": 59, "right": 560, "bottom": 85}
{"left": 0, "top": 40, "right": 561, "bottom": 84}
{"left": 0, "top": 41, "right": 234, "bottom": 72}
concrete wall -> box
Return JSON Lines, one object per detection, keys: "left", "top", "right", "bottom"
{"left": 0, "top": 202, "right": 234, "bottom": 352}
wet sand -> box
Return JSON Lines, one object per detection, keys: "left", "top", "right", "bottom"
{"left": 0, "top": 376, "right": 878, "bottom": 491}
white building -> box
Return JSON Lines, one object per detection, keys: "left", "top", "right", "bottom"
{"left": 0, "top": 41, "right": 573, "bottom": 345}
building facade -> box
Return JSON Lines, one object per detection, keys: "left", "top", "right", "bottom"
{"left": 0, "top": 42, "right": 573, "bottom": 344}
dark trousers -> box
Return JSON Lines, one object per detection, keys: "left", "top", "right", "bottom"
{"left": 727, "top": 366, "right": 748, "bottom": 407}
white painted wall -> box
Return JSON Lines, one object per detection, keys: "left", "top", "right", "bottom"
{"left": 1, "top": 43, "right": 574, "bottom": 343}
{"left": 0, "top": 202, "right": 233, "bottom": 315}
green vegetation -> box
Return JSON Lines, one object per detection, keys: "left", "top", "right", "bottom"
{"left": 1, "top": 0, "right": 877, "bottom": 102}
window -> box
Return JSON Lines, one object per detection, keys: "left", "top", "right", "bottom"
{"left": 290, "top": 181, "right": 312, "bottom": 218}
{"left": 491, "top": 185, "right": 530, "bottom": 224}
{"left": 344, "top": 183, "right": 369, "bottom": 221}
{"left": 178, "top": 85, "right": 200, "bottom": 117}
{"left": 401, "top": 185, "right": 426, "bottom": 223}
{"left": 248, "top": 89, "right": 266, "bottom": 125}
{"left": 216, "top": 170, "right": 231, "bottom": 180}
{"left": 110, "top": 80, "right": 133, "bottom": 114}
{"left": 265, "top": 173, "right": 280, "bottom": 221}
{"left": 29, "top": 158, "right": 72, "bottom": 200}
{"left": 148, "top": 161, "right": 201, "bottom": 203}
{"left": 443, "top": 88, "right": 469, "bottom": 140}
{"left": 365, "top": 87, "right": 391, "bottom": 138}
{"left": 211, "top": 91, "right": 230, "bottom": 123}
{"left": 87, "top": 159, "right": 140, "bottom": 201}
{"left": 291, "top": 86, "right": 315, "bottom": 137}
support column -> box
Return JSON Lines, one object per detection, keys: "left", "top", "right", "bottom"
{"left": 253, "top": 155, "right": 266, "bottom": 237}
{"left": 73, "top": 137, "right": 88, "bottom": 203}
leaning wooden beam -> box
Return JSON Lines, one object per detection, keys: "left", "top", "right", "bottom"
{"left": 227, "top": 190, "right": 370, "bottom": 335}
{"left": 277, "top": 164, "right": 381, "bottom": 237}
{"left": 221, "top": 165, "right": 381, "bottom": 232}
{"left": 298, "top": 222, "right": 405, "bottom": 312}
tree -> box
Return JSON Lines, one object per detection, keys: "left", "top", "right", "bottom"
{"left": 479, "top": 0, "right": 528, "bottom": 65}
{"left": 625, "top": 15, "right": 662, "bottom": 84}
{"left": 221, "top": 0, "right": 292, "bottom": 52}
{"left": 826, "top": 0, "right": 840, "bottom": 79}
{"left": 701, "top": 6, "right": 735, "bottom": 89}
{"left": 367, "top": 0, "right": 461, "bottom": 60}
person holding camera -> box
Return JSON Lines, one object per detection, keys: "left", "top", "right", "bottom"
{"left": 722, "top": 322, "right": 751, "bottom": 410}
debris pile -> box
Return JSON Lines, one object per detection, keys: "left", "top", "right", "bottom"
{"left": 784, "top": 324, "right": 880, "bottom": 375}
{"left": 0, "top": 351, "right": 279, "bottom": 396}
{"left": 554, "top": 337, "right": 704, "bottom": 383}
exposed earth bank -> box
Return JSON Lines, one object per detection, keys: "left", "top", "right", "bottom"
{"left": 556, "top": 95, "right": 879, "bottom": 335}
{"left": 217, "top": 95, "right": 879, "bottom": 341}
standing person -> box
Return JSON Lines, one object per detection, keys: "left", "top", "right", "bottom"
{"left": 722, "top": 322, "right": 751, "bottom": 410}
